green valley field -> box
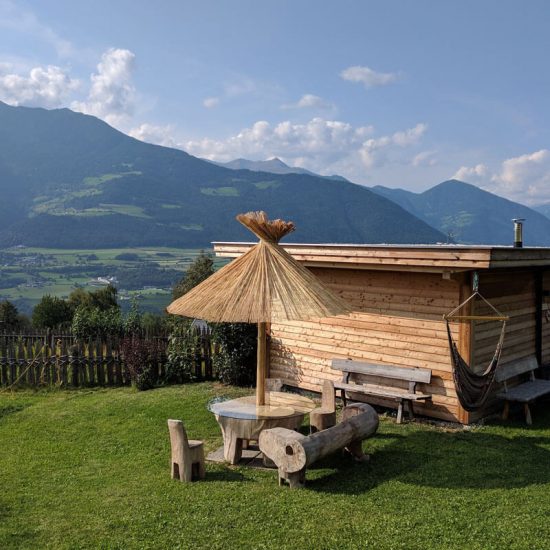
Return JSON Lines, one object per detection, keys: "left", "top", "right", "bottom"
{"left": 0, "top": 247, "right": 225, "bottom": 315}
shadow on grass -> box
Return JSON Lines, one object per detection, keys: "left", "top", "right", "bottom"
{"left": 202, "top": 469, "right": 249, "bottom": 483}
{"left": 304, "top": 428, "right": 550, "bottom": 494}
{"left": 0, "top": 403, "right": 28, "bottom": 422}
{"left": 0, "top": 500, "right": 38, "bottom": 547}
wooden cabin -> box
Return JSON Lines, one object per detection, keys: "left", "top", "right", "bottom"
{"left": 214, "top": 243, "right": 550, "bottom": 424}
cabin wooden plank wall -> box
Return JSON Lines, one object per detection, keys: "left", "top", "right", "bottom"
{"left": 473, "top": 270, "right": 536, "bottom": 368}
{"left": 269, "top": 267, "right": 461, "bottom": 422}
{"left": 467, "top": 269, "right": 541, "bottom": 422}
{"left": 542, "top": 271, "right": 550, "bottom": 365}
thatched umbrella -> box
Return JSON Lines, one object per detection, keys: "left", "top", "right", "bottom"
{"left": 167, "top": 211, "right": 351, "bottom": 405}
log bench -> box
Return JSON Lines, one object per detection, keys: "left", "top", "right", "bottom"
{"left": 259, "top": 403, "right": 379, "bottom": 488}
{"left": 331, "top": 359, "right": 432, "bottom": 423}
{"left": 495, "top": 356, "right": 550, "bottom": 425}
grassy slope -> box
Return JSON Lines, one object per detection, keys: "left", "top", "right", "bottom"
{"left": 1, "top": 385, "right": 550, "bottom": 549}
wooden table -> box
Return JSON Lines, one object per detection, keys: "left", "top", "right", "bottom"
{"left": 209, "top": 391, "right": 316, "bottom": 464}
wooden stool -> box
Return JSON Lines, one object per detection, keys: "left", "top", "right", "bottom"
{"left": 167, "top": 419, "right": 205, "bottom": 482}
{"left": 310, "top": 380, "right": 336, "bottom": 433}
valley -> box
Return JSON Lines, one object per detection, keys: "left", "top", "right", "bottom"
{"left": 0, "top": 246, "right": 224, "bottom": 315}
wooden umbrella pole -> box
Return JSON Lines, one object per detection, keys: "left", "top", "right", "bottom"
{"left": 256, "top": 322, "right": 267, "bottom": 406}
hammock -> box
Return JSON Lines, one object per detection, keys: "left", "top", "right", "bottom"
{"left": 444, "top": 290, "right": 508, "bottom": 412}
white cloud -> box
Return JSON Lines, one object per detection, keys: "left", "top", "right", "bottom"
{"left": 340, "top": 65, "right": 399, "bottom": 89}
{"left": 453, "top": 163, "right": 489, "bottom": 184}
{"left": 185, "top": 118, "right": 374, "bottom": 164}
{"left": 282, "top": 94, "right": 334, "bottom": 110}
{"left": 0, "top": 0, "right": 74, "bottom": 58}
{"left": 202, "top": 96, "right": 220, "bottom": 108}
{"left": 181, "top": 117, "right": 428, "bottom": 184}
{"left": 359, "top": 123, "right": 427, "bottom": 168}
{"left": 490, "top": 150, "right": 550, "bottom": 205}
{"left": 452, "top": 150, "right": 550, "bottom": 205}
{"left": 71, "top": 48, "right": 136, "bottom": 127}
{"left": 128, "top": 123, "right": 181, "bottom": 148}
{"left": 0, "top": 64, "right": 79, "bottom": 108}
{"left": 412, "top": 150, "right": 437, "bottom": 167}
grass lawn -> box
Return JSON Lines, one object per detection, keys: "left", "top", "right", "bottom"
{"left": 1, "top": 384, "right": 550, "bottom": 549}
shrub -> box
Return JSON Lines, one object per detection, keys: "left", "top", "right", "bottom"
{"left": 212, "top": 322, "right": 256, "bottom": 386}
{"left": 72, "top": 306, "right": 123, "bottom": 339}
{"left": 121, "top": 336, "right": 161, "bottom": 391}
{"left": 164, "top": 319, "right": 198, "bottom": 383}
{"left": 32, "top": 295, "right": 73, "bottom": 329}
{"left": 172, "top": 251, "right": 214, "bottom": 299}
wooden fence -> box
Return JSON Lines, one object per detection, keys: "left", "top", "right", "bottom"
{"left": 0, "top": 329, "right": 215, "bottom": 388}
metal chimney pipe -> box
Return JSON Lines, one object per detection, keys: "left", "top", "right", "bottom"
{"left": 512, "top": 218, "right": 525, "bottom": 248}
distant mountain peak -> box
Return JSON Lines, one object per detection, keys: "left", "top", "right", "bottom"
{"left": 371, "top": 179, "right": 550, "bottom": 246}
{"left": 213, "top": 156, "right": 350, "bottom": 182}
{"left": 0, "top": 103, "right": 445, "bottom": 248}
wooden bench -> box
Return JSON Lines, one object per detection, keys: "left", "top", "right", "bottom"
{"left": 495, "top": 356, "right": 550, "bottom": 425}
{"left": 259, "top": 403, "right": 378, "bottom": 488}
{"left": 331, "top": 359, "right": 432, "bottom": 423}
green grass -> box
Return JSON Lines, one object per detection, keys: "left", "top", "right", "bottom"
{"left": 83, "top": 171, "right": 142, "bottom": 186}
{"left": 1, "top": 385, "right": 550, "bottom": 549}
{"left": 253, "top": 180, "right": 281, "bottom": 190}
{"left": 200, "top": 186, "right": 240, "bottom": 196}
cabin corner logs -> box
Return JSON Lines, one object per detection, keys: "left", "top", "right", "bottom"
{"left": 208, "top": 244, "right": 550, "bottom": 424}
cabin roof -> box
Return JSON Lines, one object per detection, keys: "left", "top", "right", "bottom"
{"left": 213, "top": 242, "right": 550, "bottom": 273}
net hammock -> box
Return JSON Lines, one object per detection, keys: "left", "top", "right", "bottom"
{"left": 444, "top": 288, "right": 508, "bottom": 412}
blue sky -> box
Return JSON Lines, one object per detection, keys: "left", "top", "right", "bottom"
{"left": 1, "top": 0, "right": 549, "bottom": 204}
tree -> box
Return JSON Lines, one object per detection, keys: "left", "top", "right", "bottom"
{"left": 0, "top": 300, "right": 20, "bottom": 331}
{"left": 172, "top": 251, "right": 214, "bottom": 300}
{"left": 32, "top": 295, "right": 73, "bottom": 329}
{"left": 68, "top": 285, "right": 118, "bottom": 313}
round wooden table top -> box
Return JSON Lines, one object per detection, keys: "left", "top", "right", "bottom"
{"left": 209, "top": 391, "right": 316, "bottom": 420}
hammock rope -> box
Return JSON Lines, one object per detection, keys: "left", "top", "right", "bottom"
{"left": 444, "top": 283, "right": 509, "bottom": 412}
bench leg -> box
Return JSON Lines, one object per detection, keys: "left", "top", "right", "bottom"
{"left": 524, "top": 403, "right": 533, "bottom": 425}
{"left": 341, "top": 389, "right": 347, "bottom": 407}
{"left": 406, "top": 400, "right": 414, "bottom": 420}
{"left": 502, "top": 401, "right": 510, "bottom": 420}
{"left": 396, "top": 401, "right": 404, "bottom": 424}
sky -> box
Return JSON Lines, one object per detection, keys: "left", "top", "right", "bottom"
{"left": 1, "top": 0, "right": 549, "bottom": 205}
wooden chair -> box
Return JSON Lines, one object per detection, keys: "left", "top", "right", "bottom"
{"left": 310, "top": 380, "right": 336, "bottom": 433}
{"left": 167, "top": 419, "right": 205, "bottom": 482}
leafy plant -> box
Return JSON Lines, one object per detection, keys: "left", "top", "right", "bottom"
{"left": 32, "top": 295, "right": 73, "bottom": 329}
{"left": 120, "top": 336, "right": 161, "bottom": 390}
{"left": 164, "top": 319, "right": 198, "bottom": 384}
{"left": 172, "top": 250, "right": 214, "bottom": 299}
{"left": 71, "top": 306, "right": 123, "bottom": 339}
{"left": 212, "top": 322, "right": 256, "bottom": 386}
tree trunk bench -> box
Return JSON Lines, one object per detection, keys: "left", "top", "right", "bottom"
{"left": 331, "top": 359, "right": 432, "bottom": 423}
{"left": 259, "top": 403, "right": 378, "bottom": 488}
{"left": 495, "top": 356, "right": 550, "bottom": 425}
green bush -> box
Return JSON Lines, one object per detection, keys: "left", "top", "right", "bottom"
{"left": 164, "top": 319, "right": 198, "bottom": 383}
{"left": 71, "top": 306, "right": 123, "bottom": 339}
{"left": 212, "top": 322, "right": 256, "bottom": 386}
{"left": 120, "top": 336, "right": 161, "bottom": 391}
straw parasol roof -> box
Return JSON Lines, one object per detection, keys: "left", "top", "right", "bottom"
{"left": 167, "top": 211, "right": 352, "bottom": 405}
{"left": 166, "top": 211, "right": 352, "bottom": 322}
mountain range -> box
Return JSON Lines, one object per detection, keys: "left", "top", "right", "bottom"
{"left": 0, "top": 101, "right": 445, "bottom": 248}
{"left": 211, "top": 157, "right": 349, "bottom": 182}
{"left": 371, "top": 181, "right": 550, "bottom": 246}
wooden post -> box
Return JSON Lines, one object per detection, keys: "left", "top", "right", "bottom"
{"left": 457, "top": 272, "right": 473, "bottom": 424}
{"left": 535, "top": 269, "right": 543, "bottom": 367}
{"left": 256, "top": 322, "right": 267, "bottom": 406}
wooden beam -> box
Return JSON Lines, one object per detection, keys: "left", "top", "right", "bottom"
{"left": 535, "top": 269, "right": 543, "bottom": 366}
{"left": 457, "top": 272, "right": 473, "bottom": 424}
{"left": 256, "top": 322, "right": 267, "bottom": 406}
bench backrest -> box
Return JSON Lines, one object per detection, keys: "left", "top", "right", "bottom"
{"left": 495, "top": 356, "right": 538, "bottom": 383}
{"left": 331, "top": 359, "right": 431, "bottom": 384}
